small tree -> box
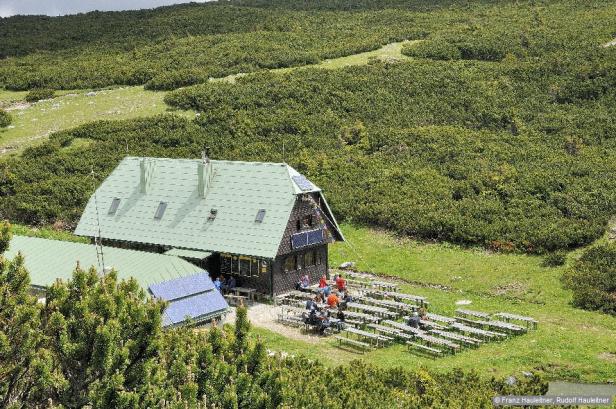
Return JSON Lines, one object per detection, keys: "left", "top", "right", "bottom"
{"left": 0, "top": 109, "right": 11, "bottom": 128}
{"left": 0, "top": 222, "right": 55, "bottom": 407}
{"left": 43, "top": 267, "right": 167, "bottom": 407}
{"left": 562, "top": 242, "right": 616, "bottom": 315}
{"left": 25, "top": 88, "right": 55, "bottom": 103}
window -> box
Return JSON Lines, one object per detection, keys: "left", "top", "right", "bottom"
{"left": 316, "top": 250, "right": 323, "bottom": 265}
{"left": 208, "top": 208, "right": 218, "bottom": 221}
{"left": 296, "top": 219, "right": 301, "bottom": 231}
{"left": 302, "top": 214, "right": 313, "bottom": 228}
{"left": 284, "top": 256, "right": 295, "bottom": 272}
{"left": 108, "top": 198, "right": 120, "bottom": 215}
{"left": 296, "top": 253, "right": 303, "bottom": 270}
{"left": 154, "top": 202, "right": 167, "bottom": 219}
{"left": 239, "top": 257, "right": 251, "bottom": 276}
{"left": 255, "top": 209, "right": 266, "bottom": 223}
{"left": 231, "top": 256, "right": 239, "bottom": 273}
{"left": 304, "top": 251, "right": 314, "bottom": 266}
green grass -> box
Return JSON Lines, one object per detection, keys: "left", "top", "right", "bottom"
{"left": 10, "top": 223, "right": 89, "bottom": 243}
{"left": 260, "top": 223, "right": 616, "bottom": 382}
{"left": 214, "top": 40, "right": 415, "bottom": 83}
{"left": 0, "top": 86, "right": 194, "bottom": 154}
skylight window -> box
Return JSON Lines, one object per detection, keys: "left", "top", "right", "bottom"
{"left": 154, "top": 202, "right": 167, "bottom": 220}
{"left": 108, "top": 198, "right": 120, "bottom": 215}
{"left": 255, "top": 209, "right": 266, "bottom": 223}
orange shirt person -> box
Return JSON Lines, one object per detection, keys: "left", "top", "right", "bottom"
{"left": 327, "top": 293, "right": 339, "bottom": 309}
{"left": 335, "top": 275, "right": 346, "bottom": 291}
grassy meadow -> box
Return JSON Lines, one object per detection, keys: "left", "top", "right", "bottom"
{"left": 0, "top": 87, "right": 193, "bottom": 153}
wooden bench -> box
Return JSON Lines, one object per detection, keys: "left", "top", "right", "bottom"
{"left": 225, "top": 294, "right": 247, "bottom": 306}
{"left": 278, "top": 316, "right": 305, "bottom": 327}
{"left": 407, "top": 341, "right": 443, "bottom": 357}
{"left": 335, "top": 335, "right": 372, "bottom": 352}
{"left": 494, "top": 312, "right": 538, "bottom": 330}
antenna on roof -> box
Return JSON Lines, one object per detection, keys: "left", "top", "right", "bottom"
{"left": 202, "top": 146, "right": 211, "bottom": 164}
{"left": 90, "top": 168, "right": 106, "bottom": 275}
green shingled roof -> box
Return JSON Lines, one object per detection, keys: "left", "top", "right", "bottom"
{"left": 6, "top": 235, "right": 203, "bottom": 290}
{"left": 74, "top": 157, "right": 341, "bottom": 259}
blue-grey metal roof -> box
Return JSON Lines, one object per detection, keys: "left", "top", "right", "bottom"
{"left": 149, "top": 271, "right": 214, "bottom": 301}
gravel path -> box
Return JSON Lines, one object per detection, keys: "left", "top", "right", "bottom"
{"left": 223, "top": 303, "right": 324, "bottom": 344}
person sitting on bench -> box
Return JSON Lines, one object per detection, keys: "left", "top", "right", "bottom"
{"left": 317, "top": 312, "right": 331, "bottom": 335}
{"left": 226, "top": 276, "right": 236, "bottom": 292}
{"left": 214, "top": 276, "right": 222, "bottom": 292}
{"left": 335, "top": 274, "right": 347, "bottom": 292}
{"left": 319, "top": 274, "right": 328, "bottom": 288}
{"left": 306, "top": 296, "right": 319, "bottom": 311}
{"left": 327, "top": 292, "right": 340, "bottom": 309}
{"left": 295, "top": 274, "right": 310, "bottom": 292}
{"left": 407, "top": 312, "right": 421, "bottom": 329}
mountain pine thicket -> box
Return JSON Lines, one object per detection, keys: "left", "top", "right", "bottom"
{"left": 1, "top": 1, "right": 616, "bottom": 253}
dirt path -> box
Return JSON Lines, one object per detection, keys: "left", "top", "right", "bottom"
{"left": 223, "top": 303, "right": 324, "bottom": 344}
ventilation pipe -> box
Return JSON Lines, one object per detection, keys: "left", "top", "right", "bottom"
{"left": 140, "top": 158, "right": 155, "bottom": 194}
{"left": 198, "top": 147, "right": 213, "bottom": 198}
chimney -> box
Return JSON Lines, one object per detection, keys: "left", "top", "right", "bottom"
{"left": 140, "top": 158, "right": 155, "bottom": 194}
{"left": 140, "top": 159, "right": 147, "bottom": 193}
{"left": 197, "top": 147, "right": 212, "bottom": 198}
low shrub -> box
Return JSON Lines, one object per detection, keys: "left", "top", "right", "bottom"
{"left": 562, "top": 242, "right": 616, "bottom": 315}
{"left": 542, "top": 251, "right": 567, "bottom": 267}
{"left": 24, "top": 88, "right": 55, "bottom": 102}
{"left": 402, "top": 39, "right": 461, "bottom": 60}
{"left": 0, "top": 109, "right": 11, "bottom": 127}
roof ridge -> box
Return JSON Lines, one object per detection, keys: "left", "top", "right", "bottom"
{"left": 124, "top": 156, "right": 289, "bottom": 167}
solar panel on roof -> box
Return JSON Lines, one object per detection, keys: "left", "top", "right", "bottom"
{"left": 291, "top": 228, "right": 324, "bottom": 249}
{"left": 292, "top": 175, "right": 314, "bottom": 191}
{"left": 307, "top": 229, "right": 324, "bottom": 245}
{"left": 154, "top": 202, "right": 167, "bottom": 219}
{"left": 255, "top": 209, "right": 266, "bottom": 223}
{"left": 149, "top": 271, "right": 214, "bottom": 301}
{"left": 291, "top": 232, "right": 308, "bottom": 249}
{"left": 108, "top": 198, "right": 121, "bottom": 215}
{"left": 162, "top": 290, "right": 228, "bottom": 327}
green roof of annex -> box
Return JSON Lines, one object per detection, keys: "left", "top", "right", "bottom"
{"left": 5, "top": 235, "right": 203, "bottom": 290}
{"left": 75, "top": 156, "right": 342, "bottom": 259}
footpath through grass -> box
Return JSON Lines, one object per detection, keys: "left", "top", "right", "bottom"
{"left": 260, "top": 224, "right": 616, "bottom": 382}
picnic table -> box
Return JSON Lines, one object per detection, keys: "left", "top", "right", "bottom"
{"left": 382, "top": 320, "right": 424, "bottom": 335}
{"left": 383, "top": 291, "right": 429, "bottom": 307}
{"left": 371, "top": 281, "right": 398, "bottom": 292}
{"left": 338, "top": 310, "right": 379, "bottom": 324}
{"left": 343, "top": 326, "right": 393, "bottom": 347}
{"left": 414, "top": 333, "right": 460, "bottom": 352}
{"left": 232, "top": 286, "right": 256, "bottom": 302}
{"left": 346, "top": 302, "right": 397, "bottom": 318}
{"left": 357, "top": 296, "right": 416, "bottom": 313}
{"left": 455, "top": 317, "right": 525, "bottom": 335}
{"left": 401, "top": 316, "right": 448, "bottom": 331}
{"left": 494, "top": 312, "right": 538, "bottom": 329}
{"left": 426, "top": 313, "right": 457, "bottom": 324}
{"left": 455, "top": 308, "right": 491, "bottom": 320}
{"left": 429, "top": 329, "right": 482, "bottom": 347}
{"left": 450, "top": 322, "right": 506, "bottom": 340}
{"left": 367, "top": 323, "right": 414, "bottom": 341}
